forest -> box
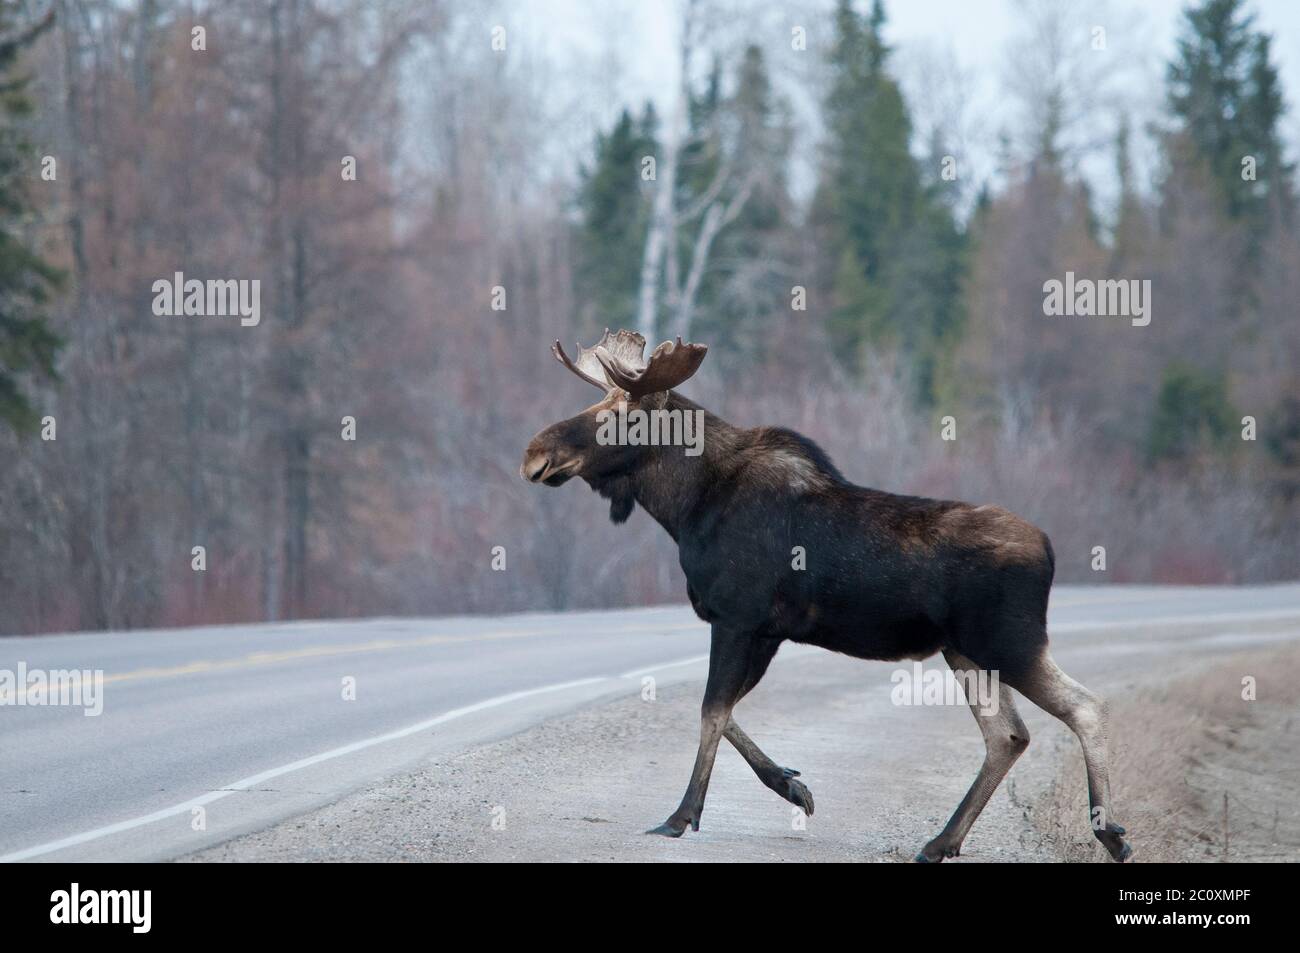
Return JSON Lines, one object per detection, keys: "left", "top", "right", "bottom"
{"left": 0, "top": 0, "right": 1295, "bottom": 635}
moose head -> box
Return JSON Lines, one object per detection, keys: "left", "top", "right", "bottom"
{"left": 520, "top": 329, "right": 708, "bottom": 517}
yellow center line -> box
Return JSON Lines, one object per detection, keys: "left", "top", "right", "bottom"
{"left": 14, "top": 589, "right": 1234, "bottom": 696}
{"left": 90, "top": 621, "right": 707, "bottom": 688}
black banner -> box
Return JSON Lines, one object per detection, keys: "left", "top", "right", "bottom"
{"left": 1, "top": 861, "right": 1282, "bottom": 939}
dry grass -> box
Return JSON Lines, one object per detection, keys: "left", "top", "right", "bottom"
{"left": 1029, "top": 644, "right": 1300, "bottom": 862}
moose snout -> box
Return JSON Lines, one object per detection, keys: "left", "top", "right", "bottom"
{"left": 521, "top": 451, "right": 550, "bottom": 483}
{"left": 521, "top": 432, "right": 561, "bottom": 483}
{"left": 521, "top": 435, "right": 580, "bottom": 486}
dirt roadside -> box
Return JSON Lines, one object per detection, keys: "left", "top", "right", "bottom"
{"left": 1031, "top": 644, "right": 1300, "bottom": 863}
{"left": 185, "top": 631, "right": 1300, "bottom": 863}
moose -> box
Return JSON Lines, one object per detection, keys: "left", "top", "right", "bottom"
{"left": 521, "top": 329, "right": 1133, "bottom": 863}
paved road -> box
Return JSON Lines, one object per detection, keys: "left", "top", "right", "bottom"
{"left": 2, "top": 585, "right": 1298, "bottom": 862}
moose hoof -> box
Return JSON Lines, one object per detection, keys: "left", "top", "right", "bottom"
{"left": 915, "top": 840, "right": 960, "bottom": 863}
{"left": 780, "top": 775, "right": 815, "bottom": 816}
{"left": 646, "top": 813, "right": 696, "bottom": 837}
{"left": 646, "top": 822, "right": 686, "bottom": 838}
{"left": 1096, "top": 824, "right": 1132, "bottom": 862}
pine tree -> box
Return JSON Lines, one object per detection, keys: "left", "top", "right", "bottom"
{"left": 1111, "top": 114, "right": 1149, "bottom": 266}
{"left": 685, "top": 45, "right": 792, "bottom": 360}
{"left": 1148, "top": 363, "right": 1237, "bottom": 461}
{"left": 574, "top": 106, "right": 658, "bottom": 334}
{"left": 813, "top": 0, "right": 963, "bottom": 400}
{"left": 581, "top": 48, "right": 792, "bottom": 358}
{"left": 1242, "top": 33, "right": 1295, "bottom": 219}
{"left": 1166, "top": 0, "right": 1293, "bottom": 227}
{"left": 671, "top": 58, "right": 724, "bottom": 337}
{"left": 1156, "top": 0, "right": 1293, "bottom": 463}
{"left": 0, "top": 9, "right": 61, "bottom": 433}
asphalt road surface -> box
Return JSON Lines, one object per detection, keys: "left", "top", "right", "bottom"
{"left": 2, "top": 584, "right": 1298, "bottom": 862}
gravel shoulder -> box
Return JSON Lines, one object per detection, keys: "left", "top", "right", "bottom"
{"left": 184, "top": 647, "right": 1074, "bottom": 863}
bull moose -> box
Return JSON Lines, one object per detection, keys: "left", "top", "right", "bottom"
{"left": 521, "top": 329, "right": 1132, "bottom": 862}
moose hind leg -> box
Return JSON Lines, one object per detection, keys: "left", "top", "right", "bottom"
{"left": 1007, "top": 650, "right": 1132, "bottom": 862}
{"left": 917, "top": 649, "right": 1029, "bottom": 863}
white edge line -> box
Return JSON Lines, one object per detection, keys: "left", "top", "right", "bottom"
{"left": 0, "top": 675, "right": 609, "bottom": 863}
{"left": 5, "top": 647, "right": 798, "bottom": 861}
{"left": 618, "top": 642, "right": 823, "bottom": 681}
{"left": 619, "top": 654, "right": 710, "bottom": 680}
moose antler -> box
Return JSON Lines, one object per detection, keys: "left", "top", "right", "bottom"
{"left": 596, "top": 336, "right": 707, "bottom": 399}
{"left": 552, "top": 329, "right": 706, "bottom": 397}
{"left": 552, "top": 328, "right": 647, "bottom": 391}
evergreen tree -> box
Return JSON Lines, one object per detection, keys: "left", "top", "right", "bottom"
{"left": 1148, "top": 363, "right": 1237, "bottom": 461}
{"left": 813, "top": 0, "right": 963, "bottom": 400}
{"left": 1156, "top": 0, "right": 1293, "bottom": 462}
{"left": 679, "top": 58, "right": 723, "bottom": 207}
{"left": 1242, "top": 33, "right": 1295, "bottom": 219}
{"left": 672, "top": 57, "right": 724, "bottom": 337}
{"left": 686, "top": 45, "right": 792, "bottom": 359}
{"left": 574, "top": 106, "right": 657, "bottom": 334}
{"left": 0, "top": 9, "right": 61, "bottom": 433}
{"left": 1111, "top": 114, "right": 1149, "bottom": 266}
{"left": 1166, "top": 0, "right": 1293, "bottom": 227}
{"left": 579, "top": 48, "right": 792, "bottom": 360}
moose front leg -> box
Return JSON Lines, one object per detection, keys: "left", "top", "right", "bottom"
{"left": 647, "top": 625, "right": 756, "bottom": 837}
